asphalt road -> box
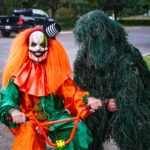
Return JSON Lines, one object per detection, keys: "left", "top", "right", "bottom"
{"left": 125, "top": 27, "right": 150, "bottom": 55}
{"left": 0, "top": 27, "right": 150, "bottom": 150}
{"left": 0, "top": 27, "right": 150, "bottom": 75}
{"left": 59, "top": 27, "right": 150, "bottom": 67}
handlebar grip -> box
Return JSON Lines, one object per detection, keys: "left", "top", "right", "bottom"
{"left": 5, "top": 116, "right": 30, "bottom": 122}
{"left": 5, "top": 117, "right": 13, "bottom": 122}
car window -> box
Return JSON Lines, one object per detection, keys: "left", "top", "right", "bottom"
{"left": 33, "top": 9, "right": 48, "bottom": 17}
{"left": 13, "top": 10, "right": 33, "bottom": 16}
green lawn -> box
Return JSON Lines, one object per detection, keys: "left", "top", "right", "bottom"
{"left": 144, "top": 54, "right": 150, "bottom": 70}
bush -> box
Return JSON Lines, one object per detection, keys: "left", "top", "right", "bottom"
{"left": 56, "top": 18, "right": 76, "bottom": 30}
{"left": 55, "top": 7, "right": 76, "bottom": 30}
{"left": 118, "top": 19, "right": 150, "bottom": 26}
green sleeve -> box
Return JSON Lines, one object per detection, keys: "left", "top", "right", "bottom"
{"left": 0, "top": 79, "right": 20, "bottom": 128}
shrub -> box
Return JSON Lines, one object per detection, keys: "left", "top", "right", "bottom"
{"left": 118, "top": 19, "right": 150, "bottom": 26}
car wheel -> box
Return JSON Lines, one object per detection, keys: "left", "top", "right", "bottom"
{"left": 1, "top": 30, "right": 10, "bottom": 37}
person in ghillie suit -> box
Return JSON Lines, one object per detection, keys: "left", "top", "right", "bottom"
{"left": 73, "top": 10, "right": 150, "bottom": 150}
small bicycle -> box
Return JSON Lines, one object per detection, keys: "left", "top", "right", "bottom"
{"left": 6, "top": 104, "right": 102, "bottom": 149}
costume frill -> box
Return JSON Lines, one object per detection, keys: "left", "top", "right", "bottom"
{"left": 73, "top": 10, "right": 150, "bottom": 150}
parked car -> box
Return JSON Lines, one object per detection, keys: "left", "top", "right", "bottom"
{"left": 0, "top": 8, "right": 53, "bottom": 37}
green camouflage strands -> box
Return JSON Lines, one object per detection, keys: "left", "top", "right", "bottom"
{"left": 73, "top": 10, "right": 150, "bottom": 150}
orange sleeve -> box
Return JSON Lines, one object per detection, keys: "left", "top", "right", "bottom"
{"left": 56, "top": 78, "right": 92, "bottom": 119}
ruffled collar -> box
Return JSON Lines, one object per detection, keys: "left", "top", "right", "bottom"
{"left": 14, "top": 60, "right": 50, "bottom": 96}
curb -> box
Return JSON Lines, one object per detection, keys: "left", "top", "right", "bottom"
{"left": 60, "top": 31, "right": 72, "bottom": 34}
{"left": 143, "top": 52, "right": 150, "bottom": 56}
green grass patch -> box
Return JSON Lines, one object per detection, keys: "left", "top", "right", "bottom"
{"left": 144, "top": 54, "right": 150, "bottom": 70}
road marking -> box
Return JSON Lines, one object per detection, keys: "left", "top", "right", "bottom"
{"left": 60, "top": 31, "right": 72, "bottom": 34}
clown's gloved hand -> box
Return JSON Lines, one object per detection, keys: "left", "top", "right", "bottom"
{"left": 87, "top": 97, "right": 102, "bottom": 112}
{"left": 9, "top": 108, "right": 26, "bottom": 124}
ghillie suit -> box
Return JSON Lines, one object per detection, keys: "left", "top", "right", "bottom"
{"left": 73, "top": 10, "right": 150, "bottom": 150}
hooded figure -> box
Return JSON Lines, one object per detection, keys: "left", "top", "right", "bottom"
{"left": 0, "top": 23, "right": 103, "bottom": 150}
{"left": 73, "top": 10, "right": 150, "bottom": 150}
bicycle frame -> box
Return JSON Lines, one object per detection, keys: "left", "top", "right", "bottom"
{"left": 6, "top": 106, "right": 92, "bottom": 148}
{"left": 35, "top": 107, "right": 88, "bottom": 148}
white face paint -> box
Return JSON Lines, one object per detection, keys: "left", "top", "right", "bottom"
{"left": 28, "top": 31, "right": 48, "bottom": 62}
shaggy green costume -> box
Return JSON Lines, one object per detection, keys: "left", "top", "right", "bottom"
{"left": 73, "top": 10, "right": 150, "bottom": 150}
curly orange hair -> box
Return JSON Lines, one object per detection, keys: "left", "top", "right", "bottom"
{"left": 2, "top": 27, "right": 72, "bottom": 93}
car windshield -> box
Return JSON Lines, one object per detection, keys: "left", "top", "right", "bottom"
{"left": 32, "top": 9, "right": 48, "bottom": 17}
{"left": 13, "top": 10, "right": 33, "bottom": 16}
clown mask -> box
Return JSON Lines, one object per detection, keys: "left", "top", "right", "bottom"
{"left": 29, "top": 31, "right": 48, "bottom": 62}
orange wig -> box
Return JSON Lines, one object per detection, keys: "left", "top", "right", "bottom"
{"left": 2, "top": 27, "right": 72, "bottom": 93}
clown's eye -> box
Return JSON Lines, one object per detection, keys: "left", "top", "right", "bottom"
{"left": 31, "top": 42, "right": 37, "bottom": 47}
{"left": 40, "top": 43, "right": 45, "bottom": 48}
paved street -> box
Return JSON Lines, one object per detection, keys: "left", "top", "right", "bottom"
{"left": 59, "top": 27, "right": 150, "bottom": 67}
{"left": 125, "top": 27, "right": 150, "bottom": 55}
{"left": 0, "top": 27, "right": 150, "bottom": 150}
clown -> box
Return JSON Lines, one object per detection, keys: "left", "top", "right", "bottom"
{"left": 0, "top": 22, "right": 103, "bottom": 150}
{"left": 73, "top": 10, "right": 150, "bottom": 150}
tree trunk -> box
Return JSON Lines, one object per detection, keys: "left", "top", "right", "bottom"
{"left": 51, "top": 8, "right": 57, "bottom": 19}
{"left": 114, "top": 9, "right": 118, "bottom": 20}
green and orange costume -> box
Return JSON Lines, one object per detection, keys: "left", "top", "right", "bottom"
{"left": 0, "top": 27, "right": 93, "bottom": 150}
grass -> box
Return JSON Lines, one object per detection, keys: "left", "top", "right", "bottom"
{"left": 144, "top": 54, "right": 150, "bottom": 70}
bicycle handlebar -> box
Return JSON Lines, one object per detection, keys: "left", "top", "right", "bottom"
{"left": 5, "top": 103, "right": 105, "bottom": 148}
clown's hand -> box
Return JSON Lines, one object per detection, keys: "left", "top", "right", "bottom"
{"left": 107, "top": 98, "right": 118, "bottom": 112}
{"left": 87, "top": 97, "right": 102, "bottom": 112}
{"left": 9, "top": 108, "right": 26, "bottom": 124}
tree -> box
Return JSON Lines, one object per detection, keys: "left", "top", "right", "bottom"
{"left": 141, "top": 0, "right": 150, "bottom": 15}
{"left": 0, "top": 0, "right": 26, "bottom": 15}
{"left": 96, "top": 0, "right": 141, "bottom": 20}
{"left": 71, "top": 0, "right": 92, "bottom": 15}
{"left": 33, "top": 0, "right": 68, "bottom": 18}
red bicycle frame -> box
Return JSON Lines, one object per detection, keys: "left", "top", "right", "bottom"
{"left": 35, "top": 106, "right": 88, "bottom": 148}
{"left": 6, "top": 105, "right": 94, "bottom": 148}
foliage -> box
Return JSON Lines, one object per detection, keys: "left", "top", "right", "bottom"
{"left": 97, "top": 0, "right": 141, "bottom": 20}
{"left": 118, "top": 19, "right": 150, "bottom": 26}
{"left": 71, "top": 0, "right": 95, "bottom": 15}
{"left": 0, "top": 0, "right": 26, "bottom": 15}
{"left": 34, "top": 0, "right": 69, "bottom": 18}
{"left": 56, "top": 18, "right": 75, "bottom": 30}
{"left": 0, "top": 0, "right": 149, "bottom": 20}
{"left": 142, "top": 0, "right": 150, "bottom": 11}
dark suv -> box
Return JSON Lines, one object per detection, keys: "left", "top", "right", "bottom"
{"left": 0, "top": 8, "right": 53, "bottom": 37}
